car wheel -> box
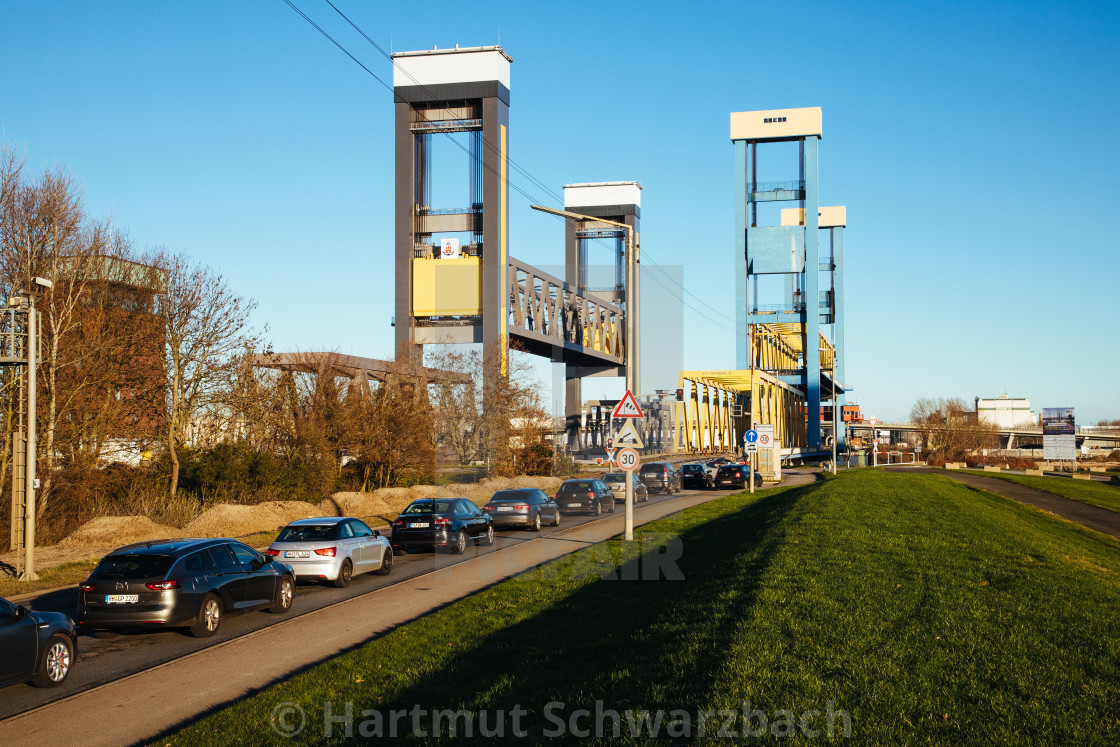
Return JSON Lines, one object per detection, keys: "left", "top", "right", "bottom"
{"left": 531, "top": 513, "right": 542, "bottom": 532}
{"left": 551, "top": 510, "right": 561, "bottom": 526}
{"left": 593, "top": 501, "right": 602, "bottom": 516}
{"left": 376, "top": 547, "right": 394, "bottom": 576}
{"left": 31, "top": 634, "right": 73, "bottom": 688}
{"left": 190, "top": 594, "right": 222, "bottom": 638}
{"left": 333, "top": 558, "right": 354, "bottom": 588}
{"left": 482, "top": 524, "right": 495, "bottom": 546}
{"left": 269, "top": 575, "right": 295, "bottom": 613}
{"left": 452, "top": 530, "right": 468, "bottom": 554}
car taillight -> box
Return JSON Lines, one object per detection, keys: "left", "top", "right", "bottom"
{"left": 513, "top": 504, "right": 528, "bottom": 510}
{"left": 587, "top": 491, "right": 595, "bottom": 499}
{"left": 392, "top": 519, "right": 405, "bottom": 527}
{"left": 79, "top": 583, "right": 95, "bottom": 592}
{"left": 735, "top": 471, "right": 741, "bottom": 478}
{"left": 146, "top": 580, "right": 180, "bottom": 591}
{"left": 264, "top": 548, "right": 280, "bottom": 556}
{"left": 434, "top": 517, "right": 452, "bottom": 527}
{"left": 483, "top": 505, "right": 495, "bottom": 511}
{"left": 314, "top": 547, "right": 336, "bottom": 557}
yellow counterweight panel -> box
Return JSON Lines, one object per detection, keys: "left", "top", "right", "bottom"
{"left": 411, "top": 257, "right": 482, "bottom": 317}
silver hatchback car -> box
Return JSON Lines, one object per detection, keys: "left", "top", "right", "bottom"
{"left": 601, "top": 472, "right": 649, "bottom": 503}
{"left": 267, "top": 517, "right": 392, "bottom": 587}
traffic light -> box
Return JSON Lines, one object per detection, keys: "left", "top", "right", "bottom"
{"left": 675, "top": 388, "right": 684, "bottom": 401}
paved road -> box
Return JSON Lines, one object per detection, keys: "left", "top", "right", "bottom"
{"left": 889, "top": 466, "right": 1120, "bottom": 539}
{"left": 0, "top": 467, "right": 820, "bottom": 733}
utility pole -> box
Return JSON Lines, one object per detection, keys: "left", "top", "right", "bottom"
{"left": 532, "top": 204, "right": 638, "bottom": 540}
{"left": 9, "top": 278, "right": 51, "bottom": 582}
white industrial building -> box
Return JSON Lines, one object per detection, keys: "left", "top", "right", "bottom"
{"left": 975, "top": 395, "right": 1035, "bottom": 429}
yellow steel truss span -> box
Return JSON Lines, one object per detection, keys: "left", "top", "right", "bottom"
{"left": 672, "top": 322, "right": 826, "bottom": 454}
{"left": 750, "top": 323, "right": 835, "bottom": 372}
{"left": 673, "top": 369, "right": 806, "bottom": 454}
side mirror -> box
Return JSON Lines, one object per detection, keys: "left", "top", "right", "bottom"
{"left": 373, "top": 530, "right": 381, "bottom": 537}
{"left": 16, "top": 605, "right": 29, "bottom": 618}
{"left": 261, "top": 555, "right": 273, "bottom": 565}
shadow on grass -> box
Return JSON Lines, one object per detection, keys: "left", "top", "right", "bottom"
{"left": 355, "top": 482, "right": 816, "bottom": 740}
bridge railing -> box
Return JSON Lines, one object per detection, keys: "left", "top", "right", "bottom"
{"left": 507, "top": 257, "right": 625, "bottom": 365}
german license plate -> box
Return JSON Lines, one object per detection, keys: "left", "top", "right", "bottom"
{"left": 285, "top": 551, "right": 310, "bottom": 558}
{"left": 497, "top": 506, "right": 514, "bottom": 512}
{"left": 105, "top": 594, "right": 138, "bottom": 604}
{"left": 568, "top": 502, "right": 581, "bottom": 508}
{"left": 410, "top": 522, "right": 430, "bottom": 528}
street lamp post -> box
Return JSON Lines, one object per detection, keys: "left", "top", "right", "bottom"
{"left": 532, "top": 204, "right": 638, "bottom": 541}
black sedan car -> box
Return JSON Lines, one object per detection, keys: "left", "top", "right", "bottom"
{"left": 483, "top": 489, "right": 561, "bottom": 531}
{"left": 0, "top": 596, "right": 76, "bottom": 688}
{"left": 77, "top": 538, "right": 296, "bottom": 638}
{"left": 556, "top": 479, "right": 616, "bottom": 516}
{"left": 679, "top": 463, "right": 715, "bottom": 489}
{"left": 392, "top": 498, "right": 495, "bottom": 554}
{"left": 714, "top": 463, "right": 763, "bottom": 489}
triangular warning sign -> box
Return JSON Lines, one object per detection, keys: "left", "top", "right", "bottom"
{"left": 614, "top": 420, "right": 644, "bottom": 448}
{"left": 611, "top": 389, "right": 643, "bottom": 419}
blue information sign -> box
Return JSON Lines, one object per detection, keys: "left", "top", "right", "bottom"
{"left": 744, "top": 430, "right": 759, "bottom": 444}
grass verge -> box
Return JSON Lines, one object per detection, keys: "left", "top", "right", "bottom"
{"left": 162, "top": 470, "right": 1120, "bottom": 744}
{"left": 963, "top": 470, "right": 1120, "bottom": 514}
{"left": 0, "top": 560, "right": 98, "bottom": 599}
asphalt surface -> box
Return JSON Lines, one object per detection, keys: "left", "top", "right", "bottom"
{"left": 0, "top": 467, "right": 819, "bottom": 727}
{"left": 889, "top": 467, "right": 1120, "bottom": 539}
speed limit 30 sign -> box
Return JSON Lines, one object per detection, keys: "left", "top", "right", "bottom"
{"left": 616, "top": 447, "right": 640, "bottom": 472}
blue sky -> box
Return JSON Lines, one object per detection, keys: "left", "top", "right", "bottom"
{"left": 2, "top": 1, "right": 1117, "bottom": 422}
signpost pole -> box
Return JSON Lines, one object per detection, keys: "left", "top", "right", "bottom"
{"left": 21, "top": 295, "right": 38, "bottom": 581}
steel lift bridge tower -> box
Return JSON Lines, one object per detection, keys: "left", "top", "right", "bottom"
{"left": 732, "top": 107, "right": 845, "bottom": 451}
{"left": 392, "top": 47, "right": 629, "bottom": 398}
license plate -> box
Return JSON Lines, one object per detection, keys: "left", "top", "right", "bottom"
{"left": 497, "top": 506, "right": 514, "bottom": 512}
{"left": 285, "top": 551, "right": 310, "bottom": 558}
{"left": 105, "top": 594, "right": 138, "bottom": 604}
{"left": 568, "top": 502, "right": 581, "bottom": 508}
{"left": 410, "top": 522, "right": 430, "bottom": 528}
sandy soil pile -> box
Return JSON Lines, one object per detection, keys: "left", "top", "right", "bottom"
{"left": 183, "top": 501, "right": 321, "bottom": 538}
{"left": 322, "top": 491, "right": 393, "bottom": 518}
{"left": 60, "top": 516, "right": 183, "bottom": 548}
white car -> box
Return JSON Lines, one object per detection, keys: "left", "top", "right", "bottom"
{"left": 267, "top": 517, "right": 392, "bottom": 587}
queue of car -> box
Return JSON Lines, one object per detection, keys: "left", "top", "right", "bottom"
{"left": 2, "top": 461, "right": 764, "bottom": 690}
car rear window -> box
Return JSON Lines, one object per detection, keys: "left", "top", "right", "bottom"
{"left": 92, "top": 554, "right": 174, "bottom": 580}
{"left": 640, "top": 464, "right": 664, "bottom": 474}
{"left": 492, "top": 490, "right": 533, "bottom": 502}
{"left": 559, "top": 481, "right": 594, "bottom": 492}
{"left": 402, "top": 501, "right": 456, "bottom": 515}
{"left": 718, "top": 465, "right": 742, "bottom": 476}
{"left": 681, "top": 465, "right": 702, "bottom": 473}
{"left": 277, "top": 524, "right": 337, "bottom": 542}
{"left": 603, "top": 473, "right": 626, "bottom": 481}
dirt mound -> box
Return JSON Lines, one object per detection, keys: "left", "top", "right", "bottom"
{"left": 323, "top": 492, "right": 393, "bottom": 519}
{"left": 183, "top": 501, "right": 321, "bottom": 538}
{"left": 60, "top": 516, "right": 182, "bottom": 549}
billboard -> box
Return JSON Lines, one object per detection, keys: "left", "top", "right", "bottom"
{"left": 1042, "top": 407, "right": 1076, "bottom": 460}
{"left": 1042, "top": 408, "right": 1075, "bottom": 435}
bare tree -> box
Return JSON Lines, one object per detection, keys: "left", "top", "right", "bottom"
{"left": 150, "top": 251, "right": 264, "bottom": 498}
{"left": 0, "top": 148, "right": 132, "bottom": 512}
{"left": 910, "top": 397, "right": 999, "bottom": 462}
{"left": 426, "top": 345, "right": 549, "bottom": 476}
{"left": 345, "top": 346, "right": 435, "bottom": 490}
